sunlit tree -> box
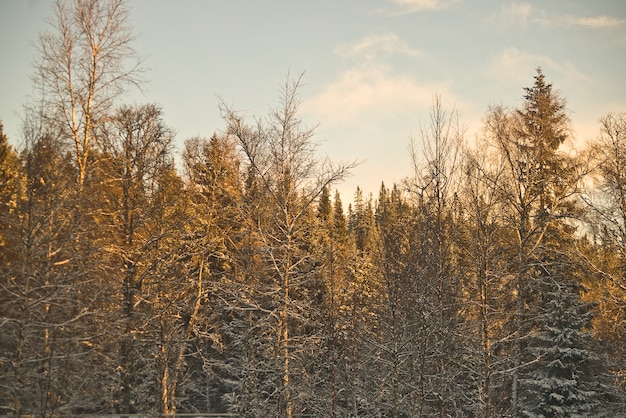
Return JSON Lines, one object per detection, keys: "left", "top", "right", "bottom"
{"left": 221, "top": 74, "right": 355, "bottom": 417}
{"left": 34, "top": 0, "right": 142, "bottom": 188}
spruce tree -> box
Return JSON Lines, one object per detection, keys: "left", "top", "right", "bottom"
{"left": 512, "top": 69, "right": 606, "bottom": 417}
{"left": 520, "top": 268, "right": 604, "bottom": 417}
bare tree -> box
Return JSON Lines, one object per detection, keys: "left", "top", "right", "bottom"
{"left": 459, "top": 145, "right": 512, "bottom": 417}
{"left": 406, "top": 95, "right": 465, "bottom": 417}
{"left": 34, "top": 0, "right": 142, "bottom": 188}
{"left": 92, "top": 103, "right": 175, "bottom": 413}
{"left": 221, "top": 73, "right": 356, "bottom": 417}
{"left": 585, "top": 112, "right": 626, "bottom": 393}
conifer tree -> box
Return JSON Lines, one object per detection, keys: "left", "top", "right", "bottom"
{"left": 484, "top": 68, "right": 599, "bottom": 415}
{"left": 519, "top": 251, "right": 607, "bottom": 417}
{"left": 374, "top": 183, "right": 422, "bottom": 417}
{"left": 181, "top": 133, "right": 246, "bottom": 413}
{"left": 344, "top": 188, "right": 381, "bottom": 416}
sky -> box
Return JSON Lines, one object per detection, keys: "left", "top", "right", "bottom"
{"left": 1, "top": 0, "right": 625, "bottom": 199}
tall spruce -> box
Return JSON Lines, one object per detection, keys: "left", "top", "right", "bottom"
{"left": 486, "top": 68, "right": 602, "bottom": 416}
{"left": 345, "top": 188, "right": 382, "bottom": 416}
{"left": 181, "top": 133, "right": 245, "bottom": 413}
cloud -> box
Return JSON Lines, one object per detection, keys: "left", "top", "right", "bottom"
{"left": 303, "top": 65, "right": 461, "bottom": 126}
{"left": 491, "top": 5, "right": 626, "bottom": 31}
{"left": 302, "top": 65, "right": 466, "bottom": 199}
{"left": 392, "top": 0, "right": 442, "bottom": 13}
{"left": 533, "top": 13, "right": 626, "bottom": 30}
{"left": 303, "top": 34, "right": 456, "bottom": 124}
{"left": 502, "top": 2, "right": 534, "bottom": 22}
{"left": 334, "top": 33, "right": 422, "bottom": 60}
{"left": 381, "top": 0, "right": 454, "bottom": 15}
{"left": 489, "top": 47, "right": 588, "bottom": 85}
{"left": 489, "top": 2, "right": 550, "bottom": 27}
{"left": 567, "top": 15, "right": 626, "bottom": 29}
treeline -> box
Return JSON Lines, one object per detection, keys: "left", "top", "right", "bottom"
{"left": 1, "top": 1, "right": 626, "bottom": 417}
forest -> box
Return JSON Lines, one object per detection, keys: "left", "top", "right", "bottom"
{"left": 1, "top": 0, "right": 626, "bottom": 417}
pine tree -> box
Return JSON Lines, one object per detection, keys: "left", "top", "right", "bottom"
{"left": 342, "top": 187, "right": 384, "bottom": 416}
{"left": 181, "top": 133, "right": 246, "bottom": 413}
{"left": 317, "top": 186, "right": 332, "bottom": 223}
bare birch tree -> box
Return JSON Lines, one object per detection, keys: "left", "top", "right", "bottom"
{"left": 221, "top": 73, "right": 356, "bottom": 417}
{"left": 35, "top": 0, "right": 142, "bottom": 188}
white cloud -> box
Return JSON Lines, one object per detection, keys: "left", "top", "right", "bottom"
{"left": 490, "top": 5, "right": 626, "bottom": 31}
{"left": 305, "top": 34, "right": 446, "bottom": 124}
{"left": 392, "top": 0, "right": 441, "bottom": 13}
{"left": 502, "top": 2, "right": 534, "bottom": 22}
{"left": 489, "top": 47, "right": 588, "bottom": 85}
{"left": 302, "top": 65, "right": 466, "bottom": 199}
{"left": 489, "top": 2, "right": 550, "bottom": 28}
{"left": 567, "top": 15, "right": 626, "bottom": 29}
{"left": 303, "top": 65, "right": 461, "bottom": 126}
{"left": 334, "top": 33, "right": 422, "bottom": 60}
{"left": 303, "top": 65, "right": 479, "bottom": 199}
{"left": 381, "top": 0, "right": 454, "bottom": 15}
{"left": 531, "top": 13, "right": 626, "bottom": 30}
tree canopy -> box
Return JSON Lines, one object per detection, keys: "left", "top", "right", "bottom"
{"left": 0, "top": 2, "right": 625, "bottom": 417}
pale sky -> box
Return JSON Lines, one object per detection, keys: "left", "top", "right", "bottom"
{"left": 1, "top": 0, "right": 625, "bottom": 198}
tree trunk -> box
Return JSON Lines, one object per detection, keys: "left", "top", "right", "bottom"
{"left": 281, "top": 247, "right": 292, "bottom": 418}
{"left": 161, "top": 344, "right": 173, "bottom": 416}
{"left": 161, "top": 260, "right": 205, "bottom": 414}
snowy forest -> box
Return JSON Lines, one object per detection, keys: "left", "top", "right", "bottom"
{"left": 1, "top": 0, "right": 626, "bottom": 417}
